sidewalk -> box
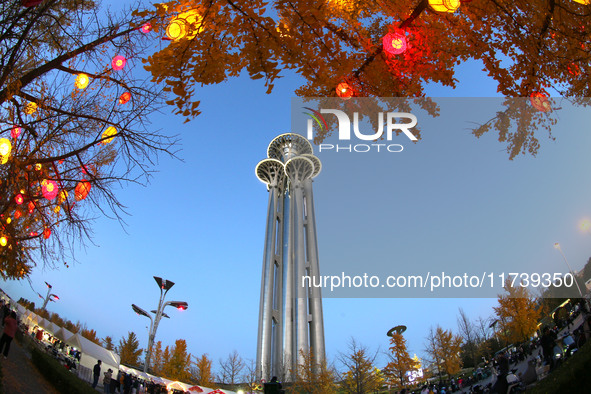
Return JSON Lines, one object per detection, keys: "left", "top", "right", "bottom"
{"left": 1, "top": 339, "right": 59, "bottom": 394}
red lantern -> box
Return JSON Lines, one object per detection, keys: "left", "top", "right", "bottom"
{"left": 140, "top": 23, "right": 152, "bottom": 33}
{"left": 111, "top": 55, "right": 127, "bottom": 71}
{"left": 383, "top": 31, "right": 407, "bottom": 55}
{"left": 336, "top": 82, "right": 354, "bottom": 99}
{"left": 22, "top": 0, "right": 43, "bottom": 7}
{"left": 530, "top": 92, "right": 551, "bottom": 112}
{"left": 43, "top": 227, "right": 51, "bottom": 239}
{"left": 11, "top": 126, "right": 22, "bottom": 139}
{"left": 30, "top": 231, "right": 38, "bottom": 237}
{"left": 41, "top": 179, "right": 59, "bottom": 200}
{"left": 28, "top": 201, "right": 35, "bottom": 214}
{"left": 14, "top": 209, "right": 22, "bottom": 219}
{"left": 75, "top": 180, "right": 91, "bottom": 201}
{"left": 15, "top": 194, "right": 24, "bottom": 205}
{"left": 119, "top": 92, "right": 131, "bottom": 104}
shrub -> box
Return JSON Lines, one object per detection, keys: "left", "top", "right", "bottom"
{"left": 31, "top": 348, "right": 97, "bottom": 394}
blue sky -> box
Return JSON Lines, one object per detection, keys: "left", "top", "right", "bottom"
{"left": 3, "top": 2, "right": 591, "bottom": 376}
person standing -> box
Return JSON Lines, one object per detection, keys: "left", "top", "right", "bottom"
{"left": 0, "top": 311, "right": 17, "bottom": 359}
{"left": 92, "top": 359, "right": 102, "bottom": 389}
{"left": 103, "top": 368, "right": 113, "bottom": 393}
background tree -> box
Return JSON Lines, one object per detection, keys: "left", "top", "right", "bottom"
{"left": 138, "top": 0, "right": 591, "bottom": 159}
{"left": 457, "top": 308, "right": 478, "bottom": 368}
{"left": 161, "top": 339, "right": 192, "bottom": 382}
{"left": 0, "top": 0, "right": 176, "bottom": 279}
{"left": 291, "top": 349, "right": 337, "bottom": 394}
{"left": 191, "top": 354, "right": 215, "bottom": 387}
{"left": 218, "top": 349, "right": 245, "bottom": 389}
{"left": 80, "top": 327, "right": 101, "bottom": 345}
{"left": 338, "top": 338, "right": 382, "bottom": 394}
{"left": 494, "top": 279, "right": 541, "bottom": 344}
{"left": 383, "top": 332, "right": 418, "bottom": 389}
{"left": 424, "top": 326, "right": 463, "bottom": 379}
{"left": 117, "top": 331, "right": 143, "bottom": 367}
{"left": 150, "top": 340, "right": 164, "bottom": 376}
{"left": 102, "top": 335, "right": 115, "bottom": 351}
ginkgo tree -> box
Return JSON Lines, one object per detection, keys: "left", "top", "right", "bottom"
{"left": 139, "top": 0, "right": 591, "bottom": 158}
{"left": 0, "top": 0, "right": 176, "bottom": 279}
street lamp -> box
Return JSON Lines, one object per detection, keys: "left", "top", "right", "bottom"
{"left": 553, "top": 243, "right": 584, "bottom": 298}
{"left": 40, "top": 282, "right": 59, "bottom": 310}
{"left": 131, "top": 276, "right": 188, "bottom": 372}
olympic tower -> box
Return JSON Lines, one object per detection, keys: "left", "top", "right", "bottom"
{"left": 255, "top": 133, "right": 325, "bottom": 381}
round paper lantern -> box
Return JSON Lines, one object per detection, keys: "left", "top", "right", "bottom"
{"left": 101, "top": 126, "right": 117, "bottom": 144}
{"left": 573, "top": 0, "right": 591, "bottom": 5}
{"left": 336, "top": 82, "right": 354, "bottom": 99}
{"left": 111, "top": 55, "right": 127, "bottom": 71}
{"left": 35, "top": 163, "right": 42, "bottom": 171}
{"left": 429, "top": 0, "right": 461, "bottom": 13}
{"left": 57, "top": 190, "right": 68, "bottom": 203}
{"left": 140, "top": 22, "right": 152, "bottom": 33}
{"left": 166, "top": 19, "right": 188, "bottom": 40}
{"left": 28, "top": 201, "right": 35, "bottom": 214}
{"left": 166, "top": 10, "right": 204, "bottom": 40}
{"left": 0, "top": 236, "right": 6, "bottom": 247}
{"left": 383, "top": 31, "right": 407, "bottom": 55}
{"left": 530, "top": 92, "right": 551, "bottom": 112}
{"left": 22, "top": 0, "right": 43, "bottom": 7}
{"left": 5, "top": 217, "right": 11, "bottom": 224}
{"left": 41, "top": 179, "right": 59, "bottom": 200}
{"left": 75, "top": 73, "right": 89, "bottom": 89}
{"left": 11, "top": 126, "right": 22, "bottom": 139}
{"left": 75, "top": 180, "right": 91, "bottom": 201}
{"left": 43, "top": 227, "right": 51, "bottom": 239}
{"left": 15, "top": 194, "right": 24, "bottom": 205}
{"left": 24, "top": 102, "right": 37, "bottom": 114}
{"left": 0, "top": 138, "right": 12, "bottom": 164}
{"left": 119, "top": 92, "right": 131, "bottom": 104}
{"left": 14, "top": 209, "right": 22, "bottom": 219}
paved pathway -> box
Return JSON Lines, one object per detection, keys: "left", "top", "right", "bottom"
{"left": 1, "top": 339, "right": 60, "bottom": 394}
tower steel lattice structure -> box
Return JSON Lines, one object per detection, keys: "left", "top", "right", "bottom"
{"left": 255, "top": 133, "right": 325, "bottom": 381}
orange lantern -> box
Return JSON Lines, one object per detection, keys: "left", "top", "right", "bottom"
{"left": 101, "top": 126, "right": 117, "bottom": 144}
{"left": 336, "top": 82, "right": 354, "bottom": 99}
{"left": 166, "top": 10, "right": 204, "bottom": 40}
{"left": 0, "top": 138, "right": 11, "bottom": 164}
{"left": 43, "top": 227, "right": 51, "bottom": 239}
{"left": 75, "top": 73, "right": 90, "bottom": 89}
{"left": 140, "top": 22, "right": 152, "bottom": 33}
{"left": 30, "top": 231, "right": 38, "bottom": 237}
{"left": 24, "top": 102, "right": 37, "bottom": 114}
{"left": 429, "top": 0, "right": 460, "bottom": 13}
{"left": 530, "top": 92, "right": 551, "bottom": 112}
{"left": 383, "top": 31, "right": 407, "bottom": 55}
{"left": 57, "top": 190, "right": 68, "bottom": 204}
{"left": 14, "top": 209, "right": 22, "bottom": 219}
{"left": 119, "top": 92, "right": 131, "bottom": 104}
{"left": 15, "top": 194, "right": 24, "bottom": 205}
{"left": 573, "top": 0, "right": 591, "bottom": 5}
{"left": 75, "top": 180, "right": 91, "bottom": 201}
{"left": 41, "top": 179, "right": 59, "bottom": 200}
{"left": 28, "top": 201, "right": 35, "bottom": 214}
{"left": 111, "top": 55, "right": 127, "bottom": 71}
{"left": 11, "top": 126, "right": 22, "bottom": 139}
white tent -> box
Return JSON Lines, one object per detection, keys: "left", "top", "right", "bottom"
{"left": 46, "top": 322, "right": 61, "bottom": 335}
{"left": 16, "top": 304, "right": 26, "bottom": 315}
{"left": 66, "top": 334, "right": 119, "bottom": 384}
{"left": 54, "top": 327, "right": 75, "bottom": 342}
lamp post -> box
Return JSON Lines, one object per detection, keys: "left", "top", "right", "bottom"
{"left": 553, "top": 243, "right": 584, "bottom": 298}
{"left": 131, "top": 276, "right": 188, "bottom": 372}
{"left": 39, "top": 281, "right": 59, "bottom": 310}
